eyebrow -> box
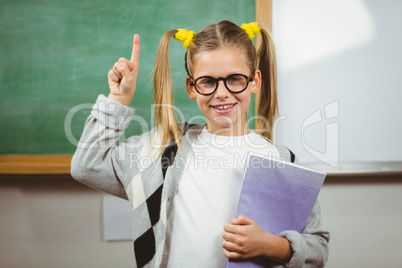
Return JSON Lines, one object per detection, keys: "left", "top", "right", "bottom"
{"left": 193, "top": 73, "right": 246, "bottom": 79}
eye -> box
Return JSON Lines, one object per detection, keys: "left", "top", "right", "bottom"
{"left": 227, "top": 75, "right": 243, "bottom": 83}
{"left": 198, "top": 77, "right": 215, "bottom": 86}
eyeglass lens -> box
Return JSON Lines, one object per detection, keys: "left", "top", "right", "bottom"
{"left": 195, "top": 74, "right": 250, "bottom": 95}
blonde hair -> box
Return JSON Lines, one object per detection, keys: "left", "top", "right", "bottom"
{"left": 153, "top": 20, "right": 278, "bottom": 152}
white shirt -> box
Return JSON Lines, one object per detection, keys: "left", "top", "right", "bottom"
{"left": 163, "top": 127, "right": 279, "bottom": 267}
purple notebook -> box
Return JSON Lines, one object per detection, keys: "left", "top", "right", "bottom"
{"left": 227, "top": 152, "right": 326, "bottom": 268}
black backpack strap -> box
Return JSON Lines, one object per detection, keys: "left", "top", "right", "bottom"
{"left": 161, "top": 122, "right": 195, "bottom": 178}
{"left": 161, "top": 142, "right": 179, "bottom": 179}
{"left": 289, "top": 149, "right": 295, "bottom": 163}
{"left": 276, "top": 144, "right": 296, "bottom": 163}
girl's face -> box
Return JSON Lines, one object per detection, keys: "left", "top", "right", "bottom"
{"left": 186, "top": 47, "right": 261, "bottom": 136}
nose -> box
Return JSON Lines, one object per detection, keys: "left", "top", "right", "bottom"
{"left": 214, "top": 80, "right": 229, "bottom": 98}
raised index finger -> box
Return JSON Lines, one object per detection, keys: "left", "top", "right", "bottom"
{"left": 130, "top": 34, "right": 140, "bottom": 66}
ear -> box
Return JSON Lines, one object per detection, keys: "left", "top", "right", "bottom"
{"left": 250, "top": 69, "right": 262, "bottom": 94}
{"left": 186, "top": 76, "right": 197, "bottom": 99}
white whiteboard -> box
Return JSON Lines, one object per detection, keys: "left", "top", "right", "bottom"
{"left": 272, "top": 0, "right": 402, "bottom": 174}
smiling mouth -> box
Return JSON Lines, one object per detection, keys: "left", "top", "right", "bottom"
{"left": 210, "top": 103, "right": 237, "bottom": 110}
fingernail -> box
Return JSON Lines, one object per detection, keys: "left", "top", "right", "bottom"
{"left": 115, "top": 63, "right": 120, "bottom": 68}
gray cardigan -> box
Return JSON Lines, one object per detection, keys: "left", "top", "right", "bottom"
{"left": 71, "top": 95, "right": 330, "bottom": 268}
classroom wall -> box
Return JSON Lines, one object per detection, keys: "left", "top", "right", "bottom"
{"left": 320, "top": 175, "right": 402, "bottom": 267}
{"left": 0, "top": 176, "right": 132, "bottom": 268}
{"left": 1, "top": 175, "right": 401, "bottom": 268}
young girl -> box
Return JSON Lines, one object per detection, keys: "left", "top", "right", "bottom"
{"left": 71, "top": 20, "right": 329, "bottom": 268}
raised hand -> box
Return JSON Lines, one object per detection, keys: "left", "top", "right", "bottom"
{"left": 108, "top": 34, "right": 140, "bottom": 106}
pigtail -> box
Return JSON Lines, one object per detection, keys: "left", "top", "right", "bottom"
{"left": 154, "top": 30, "right": 183, "bottom": 153}
{"left": 255, "top": 26, "right": 279, "bottom": 141}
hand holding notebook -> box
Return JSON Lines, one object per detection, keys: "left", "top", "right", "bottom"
{"left": 226, "top": 152, "right": 326, "bottom": 268}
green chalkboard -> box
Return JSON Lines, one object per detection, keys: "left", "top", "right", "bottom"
{"left": 0, "top": 0, "right": 255, "bottom": 154}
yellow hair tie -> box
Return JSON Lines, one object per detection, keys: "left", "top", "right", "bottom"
{"left": 174, "top": 29, "right": 195, "bottom": 49}
{"left": 241, "top": 22, "right": 261, "bottom": 40}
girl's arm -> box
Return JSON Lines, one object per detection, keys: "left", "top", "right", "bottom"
{"left": 70, "top": 96, "right": 135, "bottom": 199}
{"left": 71, "top": 35, "right": 143, "bottom": 199}
{"left": 222, "top": 200, "right": 330, "bottom": 267}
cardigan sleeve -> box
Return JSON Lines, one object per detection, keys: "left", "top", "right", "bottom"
{"left": 70, "top": 94, "right": 142, "bottom": 199}
{"left": 274, "top": 200, "right": 330, "bottom": 268}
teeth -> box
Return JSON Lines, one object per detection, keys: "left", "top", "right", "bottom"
{"left": 215, "top": 104, "right": 234, "bottom": 110}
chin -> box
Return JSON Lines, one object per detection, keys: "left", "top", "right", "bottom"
{"left": 212, "top": 117, "right": 236, "bottom": 129}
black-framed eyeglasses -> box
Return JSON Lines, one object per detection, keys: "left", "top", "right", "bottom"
{"left": 189, "top": 73, "right": 254, "bottom": 96}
